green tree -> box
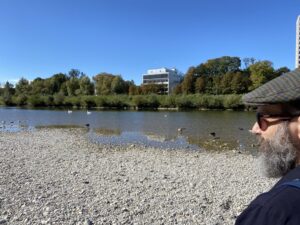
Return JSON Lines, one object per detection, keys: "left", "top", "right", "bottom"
{"left": 15, "top": 77, "right": 31, "bottom": 95}
{"left": 50, "top": 73, "right": 68, "bottom": 93}
{"left": 249, "top": 60, "right": 275, "bottom": 90}
{"left": 273, "top": 67, "right": 290, "bottom": 79}
{"left": 66, "top": 78, "right": 80, "bottom": 96}
{"left": 68, "top": 69, "right": 81, "bottom": 79}
{"left": 3, "top": 82, "right": 14, "bottom": 105}
{"left": 30, "top": 78, "right": 45, "bottom": 95}
{"left": 220, "top": 72, "right": 234, "bottom": 94}
{"left": 79, "top": 75, "right": 94, "bottom": 95}
{"left": 231, "top": 72, "right": 250, "bottom": 94}
{"left": 42, "top": 79, "right": 55, "bottom": 95}
{"left": 111, "top": 76, "right": 126, "bottom": 94}
{"left": 243, "top": 57, "right": 256, "bottom": 69}
{"left": 205, "top": 56, "right": 241, "bottom": 76}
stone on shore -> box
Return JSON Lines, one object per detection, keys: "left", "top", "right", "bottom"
{"left": 0, "top": 129, "right": 277, "bottom": 224}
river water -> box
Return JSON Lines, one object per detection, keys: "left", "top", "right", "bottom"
{"left": 0, "top": 107, "right": 257, "bottom": 153}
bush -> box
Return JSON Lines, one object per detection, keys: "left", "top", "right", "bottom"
{"left": 175, "top": 95, "right": 194, "bottom": 108}
{"left": 27, "top": 95, "right": 45, "bottom": 107}
{"left": 223, "top": 95, "right": 242, "bottom": 109}
{"left": 3, "top": 94, "right": 14, "bottom": 106}
{"left": 205, "top": 95, "right": 224, "bottom": 109}
{"left": 193, "top": 95, "right": 209, "bottom": 108}
{"left": 14, "top": 94, "right": 28, "bottom": 106}
{"left": 132, "top": 95, "right": 159, "bottom": 108}
{"left": 0, "top": 97, "right": 3, "bottom": 105}
{"left": 105, "top": 95, "right": 130, "bottom": 108}
{"left": 0, "top": 93, "right": 245, "bottom": 110}
{"left": 53, "top": 93, "right": 65, "bottom": 106}
{"left": 64, "top": 96, "right": 81, "bottom": 108}
{"left": 157, "top": 95, "right": 177, "bottom": 108}
{"left": 94, "top": 96, "right": 107, "bottom": 107}
{"left": 147, "top": 95, "right": 159, "bottom": 108}
{"left": 44, "top": 95, "right": 54, "bottom": 106}
{"left": 80, "top": 96, "right": 96, "bottom": 108}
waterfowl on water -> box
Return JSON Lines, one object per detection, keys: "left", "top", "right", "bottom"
{"left": 177, "top": 127, "right": 186, "bottom": 132}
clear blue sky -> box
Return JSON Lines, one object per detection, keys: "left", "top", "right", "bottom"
{"left": 0, "top": 0, "right": 299, "bottom": 85}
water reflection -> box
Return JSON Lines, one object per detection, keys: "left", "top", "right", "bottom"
{"left": 0, "top": 107, "right": 257, "bottom": 153}
{"left": 93, "top": 128, "right": 121, "bottom": 136}
{"left": 88, "top": 130, "right": 200, "bottom": 151}
{"left": 35, "top": 124, "right": 84, "bottom": 129}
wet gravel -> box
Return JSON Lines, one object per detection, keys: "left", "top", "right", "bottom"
{"left": 0, "top": 129, "right": 278, "bottom": 225}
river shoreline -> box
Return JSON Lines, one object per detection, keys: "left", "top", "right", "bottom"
{"left": 0, "top": 129, "right": 277, "bottom": 225}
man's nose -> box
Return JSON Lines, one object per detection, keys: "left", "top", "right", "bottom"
{"left": 250, "top": 122, "right": 262, "bottom": 134}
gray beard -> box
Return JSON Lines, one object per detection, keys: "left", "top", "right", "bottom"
{"left": 257, "top": 122, "right": 297, "bottom": 178}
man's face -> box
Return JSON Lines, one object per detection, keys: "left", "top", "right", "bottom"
{"left": 251, "top": 105, "right": 299, "bottom": 178}
{"left": 255, "top": 122, "right": 297, "bottom": 177}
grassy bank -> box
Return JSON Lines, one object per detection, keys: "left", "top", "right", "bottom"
{"left": 0, "top": 94, "right": 244, "bottom": 110}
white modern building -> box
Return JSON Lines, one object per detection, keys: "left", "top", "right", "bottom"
{"left": 142, "top": 68, "right": 182, "bottom": 94}
{"left": 296, "top": 15, "right": 300, "bottom": 68}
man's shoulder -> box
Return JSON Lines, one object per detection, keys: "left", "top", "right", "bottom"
{"left": 236, "top": 185, "right": 300, "bottom": 225}
{"left": 258, "top": 184, "right": 300, "bottom": 208}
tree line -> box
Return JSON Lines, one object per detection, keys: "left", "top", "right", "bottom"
{"left": 173, "top": 56, "right": 290, "bottom": 94}
{"left": 0, "top": 56, "right": 291, "bottom": 108}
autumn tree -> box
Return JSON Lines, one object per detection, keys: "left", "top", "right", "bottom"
{"left": 173, "top": 84, "right": 182, "bottom": 94}
{"left": 195, "top": 77, "right": 205, "bottom": 93}
{"left": 128, "top": 84, "right": 139, "bottom": 95}
{"left": 181, "top": 67, "right": 196, "bottom": 94}
{"left": 93, "top": 73, "right": 116, "bottom": 95}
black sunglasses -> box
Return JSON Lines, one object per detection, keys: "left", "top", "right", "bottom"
{"left": 256, "top": 112, "right": 294, "bottom": 131}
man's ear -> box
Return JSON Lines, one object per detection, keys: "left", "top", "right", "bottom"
{"left": 297, "top": 116, "right": 300, "bottom": 140}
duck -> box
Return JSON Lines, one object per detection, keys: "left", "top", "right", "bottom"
{"left": 87, "top": 110, "right": 91, "bottom": 115}
{"left": 67, "top": 110, "right": 72, "bottom": 114}
{"left": 209, "top": 132, "right": 216, "bottom": 137}
{"left": 177, "top": 127, "right": 186, "bottom": 132}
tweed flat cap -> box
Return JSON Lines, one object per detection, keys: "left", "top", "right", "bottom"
{"left": 242, "top": 69, "right": 300, "bottom": 105}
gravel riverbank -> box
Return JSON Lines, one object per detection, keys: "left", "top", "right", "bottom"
{"left": 0, "top": 129, "right": 277, "bottom": 225}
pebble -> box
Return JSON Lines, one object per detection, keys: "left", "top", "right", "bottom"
{"left": 84, "top": 219, "right": 93, "bottom": 225}
{"left": 0, "top": 129, "right": 278, "bottom": 225}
